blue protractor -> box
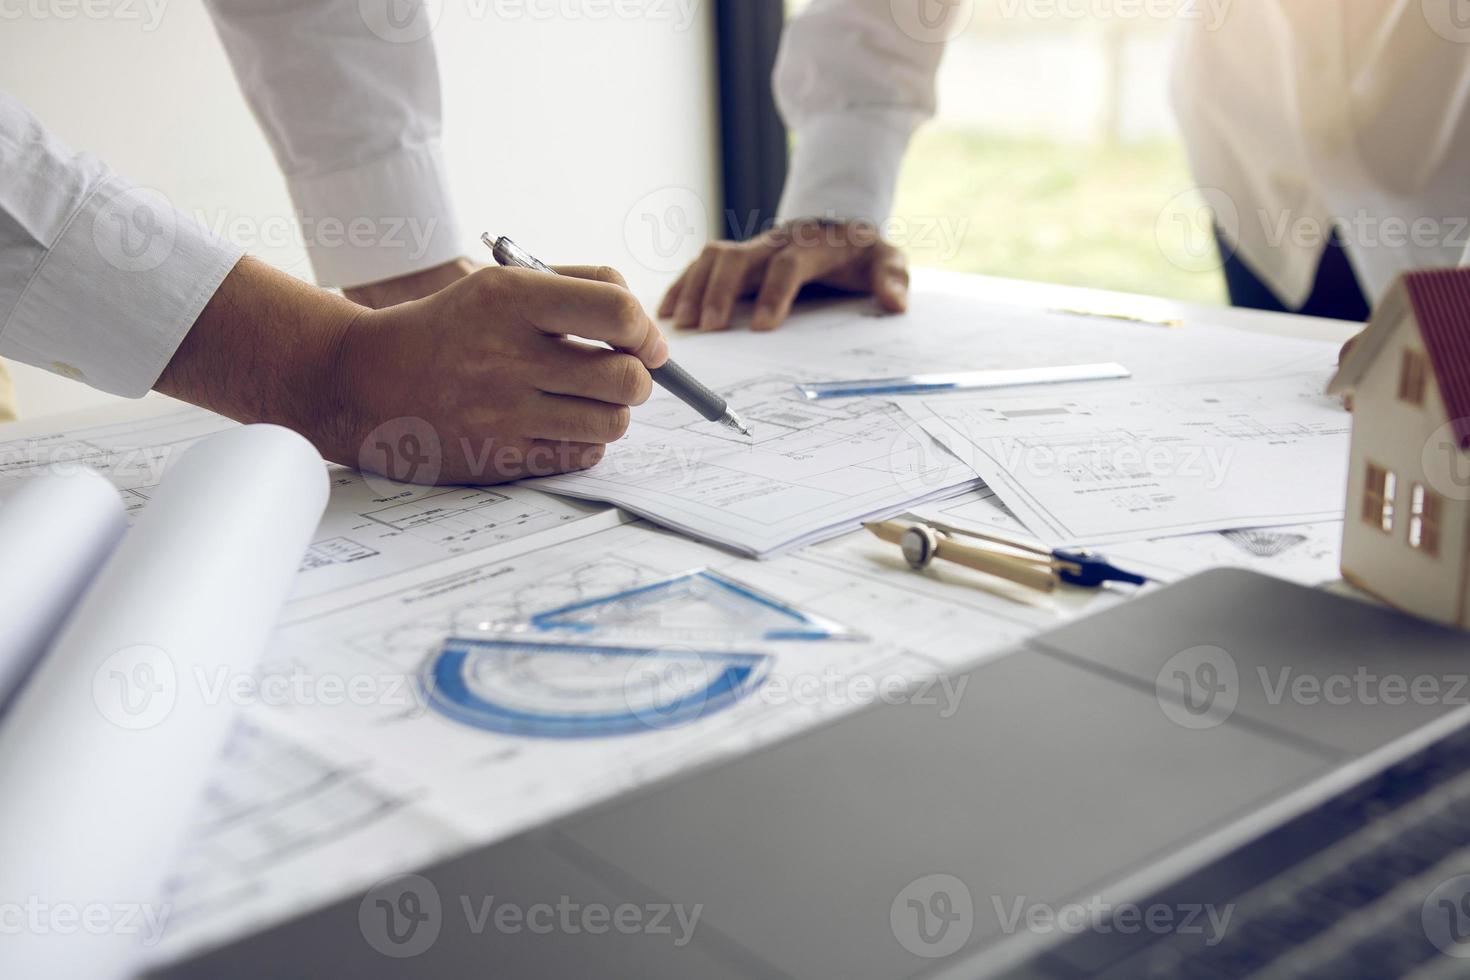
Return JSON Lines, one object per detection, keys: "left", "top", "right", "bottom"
{"left": 421, "top": 638, "right": 772, "bottom": 739}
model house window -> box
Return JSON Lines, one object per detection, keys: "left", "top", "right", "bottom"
{"left": 1399, "top": 349, "right": 1428, "bottom": 405}
{"left": 1409, "top": 483, "right": 1443, "bottom": 557}
{"left": 1363, "top": 464, "right": 1397, "bottom": 532}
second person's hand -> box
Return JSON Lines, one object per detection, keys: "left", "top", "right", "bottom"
{"left": 659, "top": 218, "right": 910, "bottom": 333}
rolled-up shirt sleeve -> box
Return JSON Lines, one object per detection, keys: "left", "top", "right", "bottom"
{"left": 205, "top": 0, "right": 463, "bottom": 288}
{"left": 774, "top": 0, "right": 959, "bottom": 225}
{"left": 0, "top": 90, "right": 243, "bottom": 398}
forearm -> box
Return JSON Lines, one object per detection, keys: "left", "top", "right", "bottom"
{"left": 155, "top": 256, "right": 359, "bottom": 447}
{"left": 774, "top": 0, "right": 956, "bottom": 223}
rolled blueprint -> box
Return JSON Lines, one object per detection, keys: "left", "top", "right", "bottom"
{"left": 0, "top": 468, "right": 127, "bottom": 713}
{"left": 0, "top": 425, "right": 327, "bottom": 980}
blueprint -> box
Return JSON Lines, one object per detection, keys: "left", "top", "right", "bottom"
{"left": 530, "top": 291, "right": 1339, "bottom": 555}
{"left": 0, "top": 403, "right": 624, "bottom": 599}
{"left": 145, "top": 519, "right": 1089, "bottom": 962}
{"left": 904, "top": 369, "right": 1352, "bottom": 547}
{"left": 0, "top": 292, "right": 1355, "bottom": 968}
{"left": 531, "top": 370, "right": 978, "bottom": 556}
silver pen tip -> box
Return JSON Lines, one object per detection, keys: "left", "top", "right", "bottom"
{"left": 722, "top": 410, "right": 753, "bottom": 438}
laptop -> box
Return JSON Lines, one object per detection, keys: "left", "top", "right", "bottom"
{"left": 149, "top": 569, "right": 1470, "bottom": 979}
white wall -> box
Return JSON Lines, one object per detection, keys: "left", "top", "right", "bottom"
{"left": 0, "top": 2, "right": 721, "bottom": 419}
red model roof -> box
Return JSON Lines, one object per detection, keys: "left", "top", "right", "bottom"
{"left": 1404, "top": 267, "right": 1470, "bottom": 449}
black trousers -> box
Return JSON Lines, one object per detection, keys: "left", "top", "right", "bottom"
{"left": 1217, "top": 229, "right": 1371, "bottom": 322}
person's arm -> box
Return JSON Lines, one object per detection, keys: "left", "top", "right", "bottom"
{"left": 1, "top": 90, "right": 667, "bottom": 484}
{"left": 203, "top": 0, "right": 467, "bottom": 302}
{"left": 661, "top": 0, "right": 965, "bottom": 332}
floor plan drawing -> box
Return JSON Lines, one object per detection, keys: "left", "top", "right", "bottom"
{"left": 0, "top": 404, "right": 623, "bottom": 598}
{"left": 531, "top": 369, "right": 977, "bottom": 556}
{"left": 905, "top": 370, "right": 1352, "bottom": 546}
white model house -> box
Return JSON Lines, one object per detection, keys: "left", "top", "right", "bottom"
{"left": 1328, "top": 267, "right": 1470, "bottom": 628}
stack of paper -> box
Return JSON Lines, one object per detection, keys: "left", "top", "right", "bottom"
{"left": 532, "top": 291, "right": 1351, "bottom": 558}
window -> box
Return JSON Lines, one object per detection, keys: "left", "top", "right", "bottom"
{"left": 1399, "top": 349, "right": 1429, "bottom": 405}
{"left": 1409, "top": 483, "right": 1443, "bottom": 557}
{"left": 1363, "top": 464, "right": 1397, "bottom": 533}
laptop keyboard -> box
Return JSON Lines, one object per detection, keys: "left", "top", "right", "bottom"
{"left": 1065, "top": 722, "right": 1470, "bottom": 979}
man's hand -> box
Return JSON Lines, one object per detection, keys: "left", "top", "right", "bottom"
{"left": 659, "top": 219, "right": 910, "bottom": 333}
{"left": 344, "top": 258, "right": 476, "bottom": 309}
{"left": 157, "top": 257, "right": 667, "bottom": 485}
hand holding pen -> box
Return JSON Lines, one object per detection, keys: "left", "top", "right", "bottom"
{"left": 486, "top": 235, "right": 752, "bottom": 437}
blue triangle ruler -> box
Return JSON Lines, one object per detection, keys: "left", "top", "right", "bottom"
{"left": 488, "top": 568, "right": 860, "bottom": 644}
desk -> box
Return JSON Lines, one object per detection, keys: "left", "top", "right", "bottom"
{"left": 0, "top": 270, "right": 1365, "bottom": 963}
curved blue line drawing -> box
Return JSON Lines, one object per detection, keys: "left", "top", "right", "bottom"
{"left": 421, "top": 638, "right": 772, "bottom": 739}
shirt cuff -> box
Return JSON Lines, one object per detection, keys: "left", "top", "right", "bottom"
{"left": 0, "top": 176, "right": 243, "bottom": 398}
{"left": 777, "top": 110, "right": 921, "bottom": 226}
{"left": 285, "top": 140, "right": 464, "bottom": 289}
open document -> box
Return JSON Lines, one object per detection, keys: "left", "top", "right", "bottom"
{"left": 528, "top": 291, "right": 1342, "bottom": 555}
{"left": 903, "top": 367, "right": 1351, "bottom": 547}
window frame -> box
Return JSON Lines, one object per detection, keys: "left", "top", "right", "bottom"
{"left": 1398, "top": 348, "right": 1428, "bottom": 406}
{"left": 1363, "top": 463, "right": 1397, "bottom": 533}
{"left": 712, "top": 0, "right": 789, "bottom": 241}
{"left": 1409, "top": 482, "right": 1443, "bottom": 558}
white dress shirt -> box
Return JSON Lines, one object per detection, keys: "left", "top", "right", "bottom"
{"left": 777, "top": 0, "right": 1470, "bottom": 309}
{"left": 0, "top": 0, "right": 461, "bottom": 399}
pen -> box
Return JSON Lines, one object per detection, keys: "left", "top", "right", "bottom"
{"left": 483, "top": 234, "right": 753, "bottom": 437}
